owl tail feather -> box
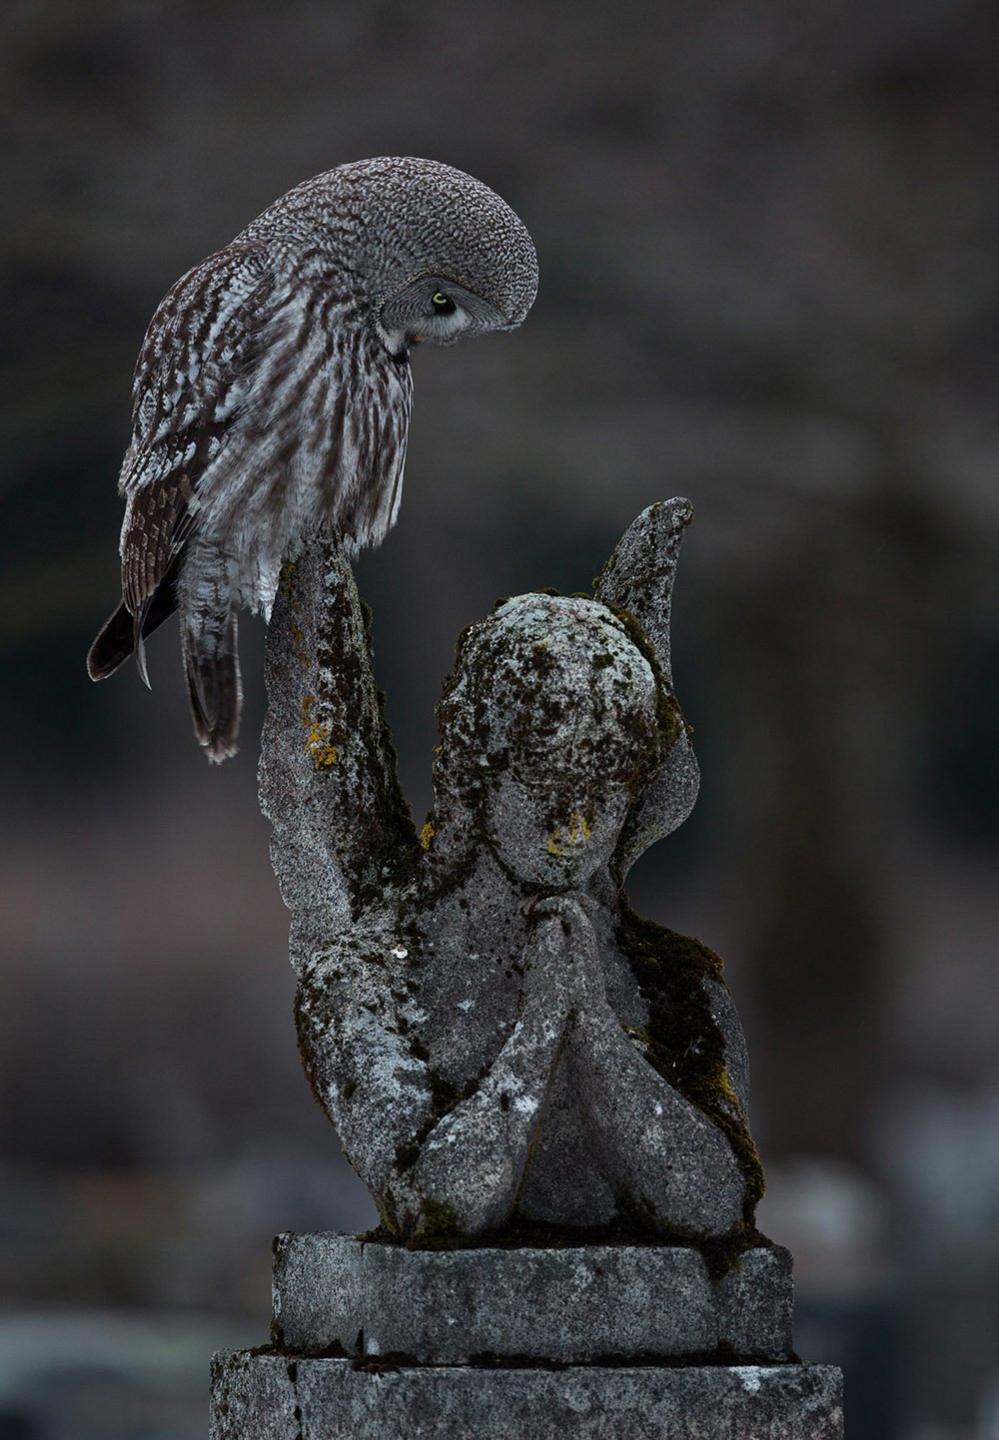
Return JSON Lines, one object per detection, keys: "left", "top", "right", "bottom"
{"left": 87, "top": 574, "right": 179, "bottom": 683}
{"left": 87, "top": 603, "right": 136, "bottom": 681}
{"left": 182, "top": 612, "right": 242, "bottom": 765}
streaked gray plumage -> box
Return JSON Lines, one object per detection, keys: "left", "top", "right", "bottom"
{"left": 87, "top": 156, "right": 538, "bottom": 761}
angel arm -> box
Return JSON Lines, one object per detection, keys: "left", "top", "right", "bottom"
{"left": 555, "top": 899, "right": 748, "bottom": 1238}
{"left": 296, "top": 912, "right": 577, "bottom": 1238}
{"left": 573, "top": 1001, "right": 747, "bottom": 1237}
{"left": 397, "top": 901, "right": 748, "bottom": 1240}
{"left": 387, "top": 910, "right": 578, "bottom": 1237}
{"left": 260, "top": 538, "right": 416, "bottom": 973}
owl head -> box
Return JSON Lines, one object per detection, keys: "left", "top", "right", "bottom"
{"left": 247, "top": 156, "right": 539, "bottom": 357}
{"left": 352, "top": 157, "right": 539, "bottom": 355}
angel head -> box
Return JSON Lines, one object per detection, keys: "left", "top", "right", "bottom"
{"left": 432, "top": 593, "right": 675, "bottom": 890}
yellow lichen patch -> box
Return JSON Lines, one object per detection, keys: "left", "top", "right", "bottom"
{"left": 545, "top": 811, "right": 593, "bottom": 856}
{"left": 715, "top": 1067, "right": 740, "bottom": 1108}
{"left": 419, "top": 820, "right": 436, "bottom": 851}
{"left": 621, "top": 1023, "right": 652, "bottom": 1045}
{"left": 307, "top": 728, "right": 338, "bottom": 769}
{"left": 301, "top": 693, "right": 338, "bottom": 769}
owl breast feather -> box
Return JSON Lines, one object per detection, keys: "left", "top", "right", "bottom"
{"left": 128, "top": 253, "right": 413, "bottom": 620}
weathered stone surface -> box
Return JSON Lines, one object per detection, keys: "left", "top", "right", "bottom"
{"left": 273, "top": 1234, "right": 793, "bottom": 1363}
{"left": 211, "top": 1352, "right": 298, "bottom": 1440}
{"left": 716, "top": 1245, "right": 795, "bottom": 1360}
{"left": 260, "top": 502, "right": 763, "bottom": 1243}
{"left": 210, "top": 1351, "right": 844, "bottom": 1439}
{"left": 225, "top": 501, "right": 845, "bottom": 1437}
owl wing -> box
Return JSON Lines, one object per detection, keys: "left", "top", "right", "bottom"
{"left": 117, "top": 244, "right": 283, "bottom": 651}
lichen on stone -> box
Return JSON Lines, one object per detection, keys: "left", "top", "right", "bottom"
{"left": 260, "top": 502, "right": 765, "bottom": 1251}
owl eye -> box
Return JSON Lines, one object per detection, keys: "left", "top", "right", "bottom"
{"left": 431, "top": 292, "right": 456, "bottom": 314}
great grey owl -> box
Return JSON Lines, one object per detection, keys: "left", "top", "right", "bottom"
{"left": 87, "top": 156, "right": 538, "bottom": 761}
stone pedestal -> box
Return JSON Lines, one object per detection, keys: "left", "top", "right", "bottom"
{"left": 210, "top": 1235, "right": 844, "bottom": 1438}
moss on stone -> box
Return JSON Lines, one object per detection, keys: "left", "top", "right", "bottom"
{"left": 616, "top": 899, "right": 766, "bottom": 1234}
{"left": 419, "top": 1197, "right": 465, "bottom": 1240}
{"left": 604, "top": 602, "right": 685, "bottom": 756}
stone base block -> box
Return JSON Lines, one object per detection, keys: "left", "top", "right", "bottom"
{"left": 272, "top": 1234, "right": 794, "bottom": 1364}
{"left": 211, "top": 1351, "right": 844, "bottom": 1439}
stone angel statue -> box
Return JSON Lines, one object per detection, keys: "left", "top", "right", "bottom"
{"left": 259, "top": 500, "right": 763, "bottom": 1245}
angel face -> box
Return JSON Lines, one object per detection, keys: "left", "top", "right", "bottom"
{"left": 484, "top": 770, "right": 633, "bottom": 890}
{"left": 459, "top": 595, "right": 661, "bottom": 891}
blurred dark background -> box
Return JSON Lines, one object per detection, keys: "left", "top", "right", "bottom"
{"left": 2, "top": 2, "right": 998, "bottom": 1436}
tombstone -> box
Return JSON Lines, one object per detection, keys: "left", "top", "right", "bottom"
{"left": 210, "top": 499, "right": 844, "bottom": 1438}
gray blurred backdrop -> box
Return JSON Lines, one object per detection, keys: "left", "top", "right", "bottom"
{"left": 2, "top": 2, "right": 998, "bottom": 1437}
